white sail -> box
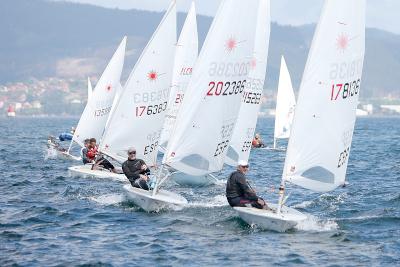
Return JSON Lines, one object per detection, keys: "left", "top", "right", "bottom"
{"left": 99, "top": 2, "right": 176, "bottom": 165}
{"left": 164, "top": 0, "right": 261, "bottom": 176}
{"left": 72, "top": 37, "right": 126, "bottom": 147}
{"left": 283, "top": 0, "right": 366, "bottom": 192}
{"left": 87, "top": 77, "right": 93, "bottom": 101}
{"left": 225, "top": 0, "right": 271, "bottom": 166}
{"left": 273, "top": 56, "right": 296, "bottom": 144}
{"left": 160, "top": 1, "right": 198, "bottom": 147}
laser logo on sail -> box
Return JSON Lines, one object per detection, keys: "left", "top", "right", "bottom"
{"left": 336, "top": 33, "right": 349, "bottom": 52}
{"left": 225, "top": 37, "right": 237, "bottom": 52}
{"left": 148, "top": 70, "right": 158, "bottom": 81}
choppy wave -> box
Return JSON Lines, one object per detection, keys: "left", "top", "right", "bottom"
{"left": 188, "top": 194, "right": 228, "bottom": 208}
{"left": 292, "top": 200, "right": 314, "bottom": 209}
{"left": 2, "top": 117, "right": 400, "bottom": 266}
{"left": 295, "top": 214, "right": 339, "bottom": 232}
{"left": 89, "top": 193, "right": 125, "bottom": 206}
{"left": 44, "top": 147, "right": 58, "bottom": 160}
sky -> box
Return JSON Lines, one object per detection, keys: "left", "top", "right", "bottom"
{"left": 55, "top": 0, "right": 400, "bottom": 34}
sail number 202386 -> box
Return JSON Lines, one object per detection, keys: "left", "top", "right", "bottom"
{"left": 207, "top": 80, "right": 246, "bottom": 96}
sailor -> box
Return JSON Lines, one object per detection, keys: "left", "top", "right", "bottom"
{"left": 226, "top": 160, "right": 269, "bottom": 210}
{"left": 88, "top": 138, "right": 119, "bottom": 173}
{"left": 252, "top": 133, "right": 265, "bottom": 148}
{"left": 47, "top": 135, "right": 67, "bottom": 152}
{"left": 81, "top": 139, "right": 91, "bottom": 164}
{"left": 122, "top": 147, "right": 151, "bottom": 190}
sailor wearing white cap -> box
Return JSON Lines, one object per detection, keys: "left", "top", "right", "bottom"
{"left": 225, "top": 160, "right": 269, "bottom": 209}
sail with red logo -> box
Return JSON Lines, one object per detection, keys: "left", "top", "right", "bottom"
{"left": 225, "top": 0, "right": 270, "bottom": 166}
{"left": 72, "top": 37, "right": 127, "bottom": 148}
{"left": 234, "top": 0, "right": 366, "bottom": 232}
{"left": 164, "top": 0, "right": 261, "bottom": 177}
{"left": 160, "top": 2, "right": 198, "bottom": 148}
{"left": 98, "top": 1, "right": 176, "bottom": 166}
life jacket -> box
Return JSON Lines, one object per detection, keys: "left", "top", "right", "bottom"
{"left": 252, "top": 139, "right": 258, "bottom": 147}
{"left": 87, "top": 147, "right": 97, "bottom": 160}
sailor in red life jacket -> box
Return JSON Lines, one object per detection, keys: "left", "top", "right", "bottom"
{"left": 86, "top": 143, "right": 97, "bottom": 162}
{"left": 252, "top": 133, "right": 265, "bottom": 148}
{"left": 86, "top": 138, "right": 119, "bottom": 173}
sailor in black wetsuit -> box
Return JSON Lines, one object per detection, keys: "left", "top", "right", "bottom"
{"left": 226, "top": 160, "right": 269, "bottom": 209}
{"left": 122, "top": 147, "right": 151, "bottom": 190}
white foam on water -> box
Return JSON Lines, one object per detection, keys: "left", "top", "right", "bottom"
{"left": 44, "top": 147, "right": 58, "bottom": 160}
{"left": 188, "top": 195, "right": 229, "bottom": 208}
{"left": 295, "top": 214, "right": 338, "bottom": 232}
{"left": 89, "top": 193, "right": 125, "bottom": 206}
{"left": 292, "top": 200, "right": 314, "bottom": 209}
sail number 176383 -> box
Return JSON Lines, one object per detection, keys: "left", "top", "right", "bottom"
{"left": 135, "top": 101, "right": 167, "bottom": 117}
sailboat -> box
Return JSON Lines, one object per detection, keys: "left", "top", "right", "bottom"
{"left": 224, "top": 0, "right": 270, "bottom": 167}
{"left": 69, "top": 1, "right": 178, "bottom": 185}
{"left": 234, "top": 0, "right": 366, "bottom": 232}
{"left": 67, "top": 37, "right": 127, "bottom": 174}
{"left": 93, "top": 0, "right": 177, "bottom": 185}
{"left": 272, "top": 55, "right": 296, "bottom": 150}
{"left": 123, "top": 0, "right": 265, "bottom": 212}
{"left": 48, "top": 77, "right": 96, "bottom": 161}
{"left": 159, "top": 1, "right": 198, "bottom": 149}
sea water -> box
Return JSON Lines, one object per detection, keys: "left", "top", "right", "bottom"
{"left": 0, "top": 117, "right": 399, "bottom": 266}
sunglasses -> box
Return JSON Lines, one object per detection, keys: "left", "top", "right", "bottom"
{"left": 241, "top": 165, "right": 249, "bottom": 169}
{"left": 128, "top": 151, "right": 136, "bottom": 155}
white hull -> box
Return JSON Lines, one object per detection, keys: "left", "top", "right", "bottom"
{"left": 234, "top": 203, "right": 307, "bottom": 232}
{"left": 68, "top": 165, "right": 127, "bottom": 182}
{"left": 123, "top": 184, "right": 188, "bottom": 212}
{"left": 170, "top": 172, "right": 223, "bottom": 187}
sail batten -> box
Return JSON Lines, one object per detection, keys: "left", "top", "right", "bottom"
{"left": 282, "top": 0, "right": 366, "bottom": 192}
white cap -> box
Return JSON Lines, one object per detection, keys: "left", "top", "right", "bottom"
{"left": 237, "top": 160, "right": 249, "bottom": 166}
{"left": 127, "top": 147, "right": 136, "bottom": 153}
